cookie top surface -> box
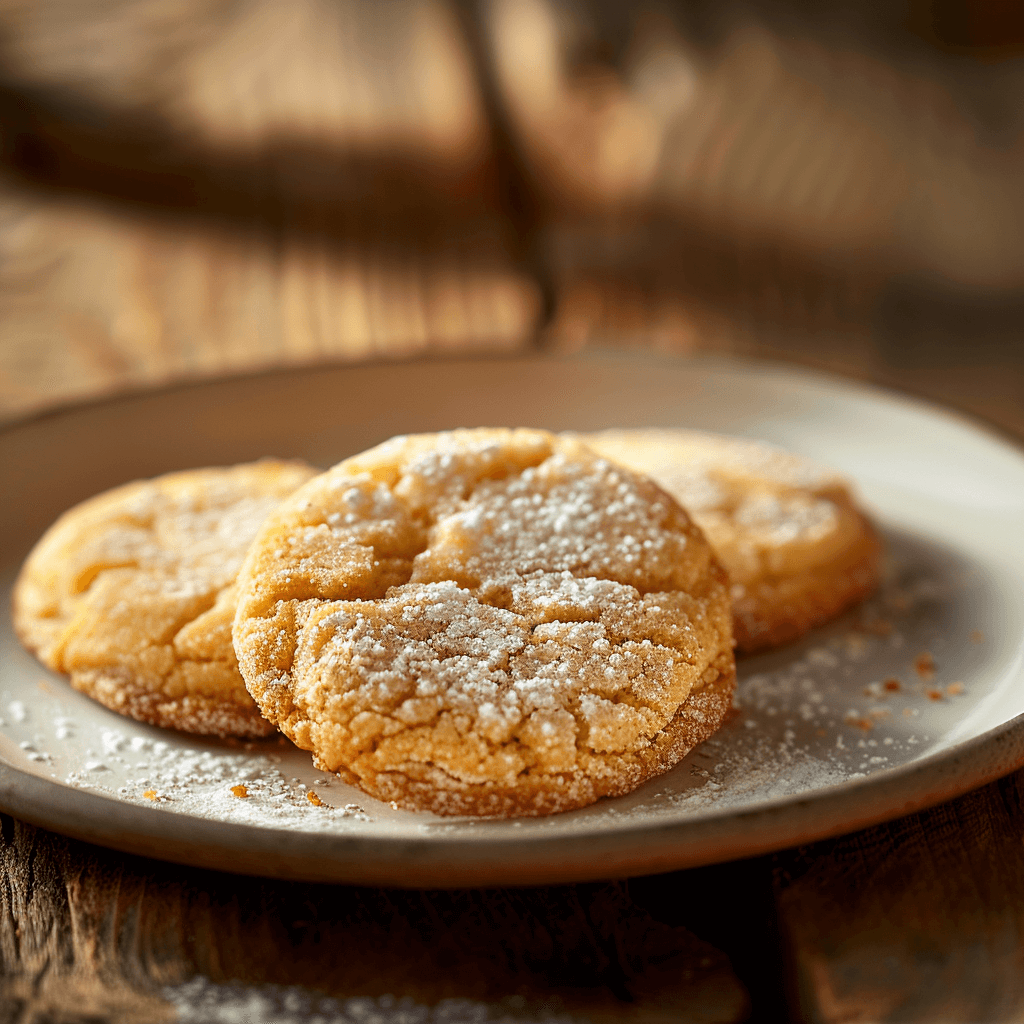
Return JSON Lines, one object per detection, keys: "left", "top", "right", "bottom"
{"left": 578, "top": 429, "right": 881, "bottom": 651}
{"left": 233, "top": 429, "right": 734, "bottom": 816}
{"left": 13, "top": 459, "right": 317, "bottom": 736}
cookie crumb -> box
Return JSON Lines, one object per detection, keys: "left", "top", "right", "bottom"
{"left": 970, "top": 630, "right": 985, "bottom": 644}
{"left": 926, "top": 689, "right": 943, "bottom": 701}
{"left": 883, "top": 677, "right": 901, "bottom": 692}
{"left": 306, "top": 791, "right": 323, "bottom": 806}
{"left": 947, "top": 682, "right": 964, "bottom": 696}
{"left": 230, "top": 784, "right": 249, "bottom": 798}
{"left": 914, "top": 652, "right": 936, "bottom": 680}
{"left": 143, "top": 789, "right": 158, "bottom": 800}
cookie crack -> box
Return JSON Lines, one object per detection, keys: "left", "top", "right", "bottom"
{"left": 69, "top": 558, "right": 142, "bottom": 597}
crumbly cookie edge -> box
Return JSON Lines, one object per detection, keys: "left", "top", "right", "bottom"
{"left": 71, "top": 667, "right": 277, "bottom": 739}
{"left": 349, "top": 665, "right": 737, "bottom": 818}
{"left": 734, "top": 517, "right": 882, "bottom": 653}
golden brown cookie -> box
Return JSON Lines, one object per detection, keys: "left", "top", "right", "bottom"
{"left": 13, "top": 460, "right": 318, "bottom": 737}
{"left": 233, "top": 429, "right": 735, "bottom": 817}
{"left": 579, "top": 429, "right": 882, "bottom": 653}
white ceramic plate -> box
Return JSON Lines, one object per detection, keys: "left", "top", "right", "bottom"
{"left": 3, "top": 350, "right": 1024, "bottom": 886}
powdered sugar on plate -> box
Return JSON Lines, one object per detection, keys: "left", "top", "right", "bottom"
{"left": 65, "top": 732, "right": 372, "bottom": 830}
{"left": 0, "top": 523, "right": 1007, "bottom": 842}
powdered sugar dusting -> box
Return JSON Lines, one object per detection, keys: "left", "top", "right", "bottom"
{"left": 165, "top": 977, "right": 577, "bottom": 1024}
{"left": 237, "top": 430, "right": 733, "bottom": 816}
{"left": 408, "top": 448, "right": 690, "bottom": 589}
{"left": 13, "top": 460, "right": 317, "bottom": 738}
{"left": 579, "top": 429, "right": 880, "bottom": 653}
{"left": 54, "top": 729, "right": 371, "bottom": 829}
{"left": 0, "top": 522, "right": 1011, "bottom": 860}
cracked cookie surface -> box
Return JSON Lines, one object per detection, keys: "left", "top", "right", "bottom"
{"left": 13, "top": 460, "right": 317, "bottom": 736}
{"left": 579, "top": 429, "right": 881, "bottom": 653}
{"left": 233, "top": 429, "right": 734, "bottom": 817}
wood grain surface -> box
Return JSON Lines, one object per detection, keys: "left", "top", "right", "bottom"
{"left": 0, "top": 814, "right": 751, "bottom": 1023}
{"left": 7, "top": 772, "right": 1024, "bottom": 1022}
{"left": 0, "top": 0, "right": 542, "bottom": 422}
{"left": 774, "top": 769, "right": 1024, "bottom": 1023}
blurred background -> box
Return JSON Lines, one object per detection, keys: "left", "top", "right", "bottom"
{"left": 0, "top": 0, "right": 1022, "bottom": 431}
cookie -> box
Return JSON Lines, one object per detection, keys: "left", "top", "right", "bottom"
{"left": 578, "top": 429, "right": 881, "bottom": 653}
{"left": 233, "top": 429, "right": 735, "bottom": 817}
{"left": 13, "top": 460, "right": 318, "bottom": 737}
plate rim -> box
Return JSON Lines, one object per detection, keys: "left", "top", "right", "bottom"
{"left": 6, "top": 345, "right": 1024, "bottom": 461}
{"left": 2, "top": 707, "right": 1023, "bottom": 886}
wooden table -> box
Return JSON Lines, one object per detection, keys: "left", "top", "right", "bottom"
{"left": 3, "top": 3, "right": 1024, "bottom": 1019}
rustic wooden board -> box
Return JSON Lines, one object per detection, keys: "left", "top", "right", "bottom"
{"left": 774, "top": 767, "right": 1024, "bottom": 1023}
{"left": 0, "top": 815, "right": 750, "bottom": 1023}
